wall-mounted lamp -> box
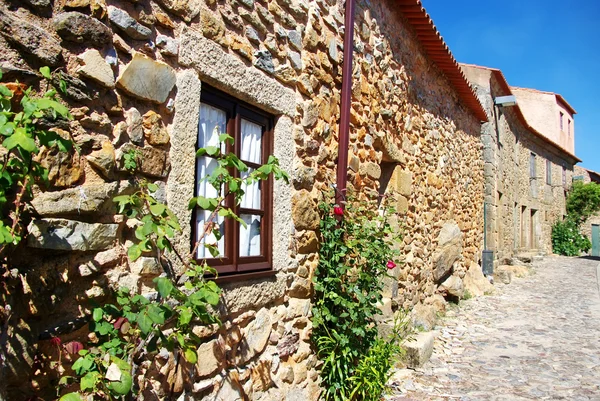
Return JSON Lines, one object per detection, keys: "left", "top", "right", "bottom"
{"left": 494, "top": 95, "right": 517, "bottom": 107}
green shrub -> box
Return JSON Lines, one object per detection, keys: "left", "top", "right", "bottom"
{"left": 552, "top": 218, "right": 591, "bottom": 256}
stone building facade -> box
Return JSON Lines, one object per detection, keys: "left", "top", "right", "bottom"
{"left": 512, "top": 87, "right": 576, "bottom": 155}
{"left": 0, "top": 0, "right": 488, "bottom": 399}
{"left": 462, "top": 64, "right": 581, "bottom": 266}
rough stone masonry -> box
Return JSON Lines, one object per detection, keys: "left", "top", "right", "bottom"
{"left": 0, "top": 0, "right": 485, "bottom": 399}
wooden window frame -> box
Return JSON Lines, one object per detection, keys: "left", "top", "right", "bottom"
{"left": 193, "top": 85, "right": 274, "bottom": 277}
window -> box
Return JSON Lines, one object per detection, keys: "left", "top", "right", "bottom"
{"left": 546, "top": 159, "right": 552, "bottom": 185}
{"left": 194, "top": 86, "right": 274, "bottom": 275}
{"left": 559, "top": 112, "right": 564, "bottom": 131}
{"left": 562, "top": 165, "right": 566, "bottom": 187}
{"left": 530, "top": 153, "right": 536, "bottom": 179}
{"left": 568, "top": 119, "right": 571, "bottom": 136}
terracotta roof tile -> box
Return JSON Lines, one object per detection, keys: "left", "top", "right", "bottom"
{"left": 397, "top": 0, "right": 488, "bottom": 121}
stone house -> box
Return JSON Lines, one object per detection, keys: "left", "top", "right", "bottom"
{"left": 461, "top": 64, "right": 581, "bottom": 266}
{"left": 0, "top": 0, "right": 489, "bottom": 399}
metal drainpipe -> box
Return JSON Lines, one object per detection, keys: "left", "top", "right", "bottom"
{"left": 335, "top": 0, "right": 355, "bottom": 207}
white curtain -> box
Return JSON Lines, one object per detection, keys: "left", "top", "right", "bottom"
{"left": 239, "top": 119, "right": 262, "bottom": 257}
{"left": 196, "top": 103, "right": 226, "bottom": 258}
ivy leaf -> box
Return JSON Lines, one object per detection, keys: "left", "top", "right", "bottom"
{"left": 92, "top": 308, "right": 103, "bottom": 322}
{"left": 149, "top": 203, "right": 166, "bottom": 216}
{"left": 178, "top": 307, "right": 193, "bottom": 326}
{"left": 39, "top": 66, "right": 52, "bottom": 80}
{"left": 80, "top": 371, "right": 100, "bottom": 392}
{"left": 107, "top": 371, "right": 132, "bottom": 396}
{"left": 146, "top": 304, "right": 165, "bottom": 325}
{"left": 0, "top": 85, "right": 12, "bottom": 98}
{"left": 146, "top": 182, "right": 159, "bottom": 192}
{"left": 154, "top": 277, "right": 173, "bottom": 298}
{"left": 183, "top": 347, "right": 198, "bottom": 364}
{"left": 137, "top": 313, "right": 153, "bottom": 335}
{"left": 3, "top": 129, "right": 37, "bottom": 152}
{"left": 204, "top": 146, "right": 220, "bottom": 156}
{"left": 127, "top": 244, "right": 142, "bottom": 262}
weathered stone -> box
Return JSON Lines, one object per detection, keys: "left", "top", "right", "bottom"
{"left": 125, "top": 107, "right": 144, "bottom": 145}
{"left": 27, "top": 219, "right": 119, "bottom": 251}
{"left": 463, "top": 262, "right": 494, "bottom": 297}
{"left": 273, "top": 65, "right": 296, "bottom": 85}
{"left": 108, "top": 6, "right": 152, "bottom": 40}
{"left": 291, "top": 190, "right": 319, "bottom": 230}
{"left": 30, "top": 180, "right": 133, "bottom": 216}
{"left": 495, "top": 265, "right": 513, "bottom": 284}
{"left": 52, "top": 70, "right": 92, "bottom": 102}
{"left": 411, "top": 302, "right": 437, "bottom": 331}
{"left": 403, "top": 331, "right": 435, "bottom": 368}
{"left": 154, "top": 0, "right": 201, "bottom": 22}
{"left": 288, "top": 29, "right": 302, "bottom": 51}
{"left": 196, "top": 339, "right": 223, "bottom": 377}
{"left": 118, "top": 143, "right": 170, "bottom": 178}
{"left": 289, "top": 276, "right": 312, "bottom": 298}
{"left": 254, "top": 50, "right": 275, "bottom": 74}
{"left": 130, "top": 256, "right": 163, "bottom": 275}
{"left": 77, "top": 49, "right": 115, "bottom": 88}
{"left": 86, "top": 141, "right": 116, "bottom": 179}
{"left": 439, "top": 275, "right": 464, "bottom": 298}
{"left": 292, "top": 166, "right": 315, "bottom": 191}
{"left": 0, "top": 9, "right": 62, "bottom": 66}
{"left": 432, "top": 221, "right": 463, "bottom": 283}
{"left": 64, "top": 0, "right": 90, "bottom": 8}
{"left": 117, "top": 53, "right": 176, "bottom": 104}
{"left": 37, "top": 147, "right": 83, "bottom": 188}
{"left": 54, "top": 11, "right": 112, "bottom": 47}
{"left": 142, "top": 111, "right": 170, "bottom": 145}
{"left": 238, "top": 308, "right": 271, "bottom": 364}
{"left": 156, "top": 34, "right": 179, "bottom": 56}
{"left": 23, "top": 0, "right": 51, "bottom": 10}
{"left": 277, "top": 332, "right": 299, "bottom": 358}
{"left": 296, "top": 230, "right": 318, "bottom": 254}
{"left": 152, "top": 3, "right": 175, "bottom": 29}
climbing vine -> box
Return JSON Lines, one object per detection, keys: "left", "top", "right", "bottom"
{"left": 311, "top": 192, "right": 408, "bottom": 401}
{"left": 53, "top": 134, "right": 289, "bottom": 399}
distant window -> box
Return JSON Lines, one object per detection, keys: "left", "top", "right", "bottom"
{"left": 546, "top": 160, "right": 552, "bottom": 185}
{"left": 562, "top": 165, "right": 566, "bottom": 186}
{"left": 559, "top": 112, "right": 564, "bottom": 131}
{"left": 568, "top": 119, "right": 571, "bottom": 136}
{"left": 530, "top": 153, "right": 536, "bottom": 179}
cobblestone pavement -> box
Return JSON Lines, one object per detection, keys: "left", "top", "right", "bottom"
{"left": 386, "top": 256, "right": 600, "bottom": 401}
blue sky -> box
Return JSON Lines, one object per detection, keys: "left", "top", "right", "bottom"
{"left": 421, "top": 0, "right": 600, "bottom": 172}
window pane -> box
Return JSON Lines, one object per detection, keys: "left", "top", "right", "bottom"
{"left": 240, "top": 119, "right": 262, "bottom": 164}
{"left": 239, "top": 214, "right": 261, "bottom": 257}
{"left": 199, "top": 103, "right": 226, "bottom": 148}
{"left": 240, "top": 168, "right": 261, "bottom": 209}
{"left": 196, "top": 156, "right": 221, "bottom": 199}
{"left": 196, "top": 210, "right": 225, "bottom": 258}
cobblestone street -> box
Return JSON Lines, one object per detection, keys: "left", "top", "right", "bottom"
{"left": 387, "top": 256, "right": 600, "bottom": 401}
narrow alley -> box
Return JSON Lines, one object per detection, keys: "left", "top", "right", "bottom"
{"left": 388, "top": 256, "right": 600, "bottom": 401}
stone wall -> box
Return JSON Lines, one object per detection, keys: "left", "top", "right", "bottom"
{"left": 462, "top": 65, "right": 576, "bottom": 265}
{"left": 0, "top": 0, "right": 484, "bottom": 399}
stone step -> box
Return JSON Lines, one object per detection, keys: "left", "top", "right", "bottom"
{"left": 401, "top": 331, "right": 436, "bottom": 369}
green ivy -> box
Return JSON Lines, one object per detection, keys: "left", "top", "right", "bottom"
{"left": 0, "top": 68, "right": 73, "bottom": 253}
{"left": 56, "top": 134, "right": 289, "bottom": 400}
{"left": 312, "top": 193, "right": 405, "bottom": 400}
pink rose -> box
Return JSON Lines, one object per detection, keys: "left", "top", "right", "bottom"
{"left": 333, "top": 206, "right": 344, "bottom": 216}
{"left": 386, "top": 260, "right": 396, "bottom": 269}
